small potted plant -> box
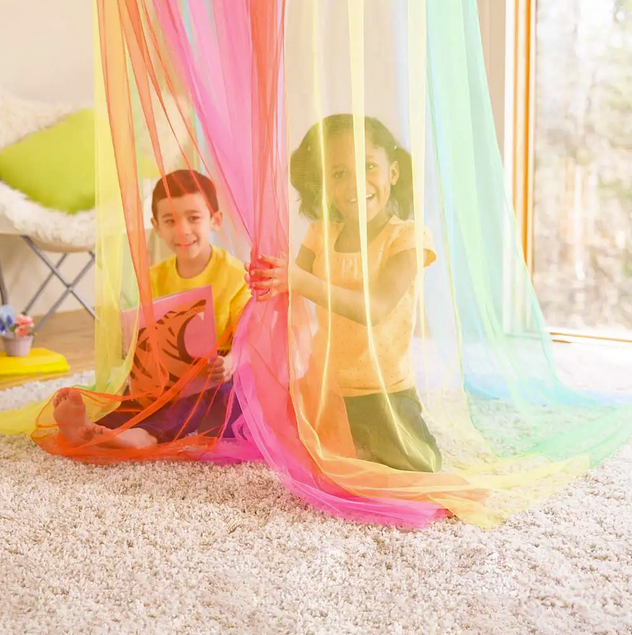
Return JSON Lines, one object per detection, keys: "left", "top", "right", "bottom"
{"left": 0, "top": 308, "right": 36, "bottom": 357}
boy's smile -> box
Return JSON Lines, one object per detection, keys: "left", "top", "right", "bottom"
{"left": 175, "top": 238, "right": 199, "bottom": 249}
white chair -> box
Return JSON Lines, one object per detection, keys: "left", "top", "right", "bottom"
{"left": 0, "top": 93, "right": 188, "bottom": 329}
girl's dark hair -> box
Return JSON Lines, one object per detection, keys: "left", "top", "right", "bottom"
{"left": 290, "top": 114, "right": 413, "bottom": 220}
{"left": 151, "top": 169, "right": 219, "bottom": 219}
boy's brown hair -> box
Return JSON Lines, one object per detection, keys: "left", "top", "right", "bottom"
{"left": 151, "top": 170, "right": 219, "bottom": 219}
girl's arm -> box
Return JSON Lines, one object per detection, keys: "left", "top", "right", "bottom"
{"left": 295, "top": 245, "right": 315, "bottom": 274}
{"left": 249, "top": 248, "right": 425, "bottom": 326}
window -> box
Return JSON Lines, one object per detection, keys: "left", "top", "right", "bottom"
{"left": 512, "top": 0, "right": 632, "bottom": 341}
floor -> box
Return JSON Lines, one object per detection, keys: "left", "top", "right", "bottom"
{"left": 2, "top": 324, "right": 632, "bottom": 633}
{"left": 0, "top": 310, "right": 94, "bottom": 390}
{"left": 1, "top": 368, "right": 631, "bottom": 635}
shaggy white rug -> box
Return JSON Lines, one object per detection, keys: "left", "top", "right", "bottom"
{"left": 1, "top": 351, "right": 632, "bottom": 635}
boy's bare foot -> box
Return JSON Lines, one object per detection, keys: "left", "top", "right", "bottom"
{"left": 53, "top": 388, "right": 158, "bottom": 450}
{"left": 53, "top": 388, "right": 108, "bottom": 446}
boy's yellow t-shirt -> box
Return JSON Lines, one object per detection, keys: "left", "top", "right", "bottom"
{"left": 302, "top": 216, "right": 435, "bottom": 397}
{"left": 149, "top": 246, "right": 250, "bottom": 352}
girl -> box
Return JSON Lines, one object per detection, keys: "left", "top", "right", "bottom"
{"left": 247, "top": 114, "right": 441, "bottom": 472}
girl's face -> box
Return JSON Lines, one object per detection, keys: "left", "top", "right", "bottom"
{"left": 324, "top": 132, "right": 399, "bottom": 222}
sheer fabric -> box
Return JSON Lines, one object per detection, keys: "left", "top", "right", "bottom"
{"left": 0, "top": 0, "right": 631, "bottom": 529}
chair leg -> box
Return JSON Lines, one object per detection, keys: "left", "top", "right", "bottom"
{"left": 21, "top": 237, "right": 96, "bottom": 331}
{"left": 0, "top": 256, "right": 8, "bottom": 306}
{"left": 34, "top": 257, "right": 96, "bottom": 332}
{"left": 23, "top": 253, "right": 68, "bottom": 315}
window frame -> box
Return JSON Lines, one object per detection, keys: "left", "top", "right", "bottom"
{"left": 507, "top": 0, "right": 632, "bottom": 345}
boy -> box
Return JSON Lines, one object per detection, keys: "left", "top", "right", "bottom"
{"left": 53, "top": 170, "right": 250, "bottom": 449}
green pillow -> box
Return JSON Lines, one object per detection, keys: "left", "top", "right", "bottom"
{"left": 0, "top": 109, "right": 95, "bottom": 214}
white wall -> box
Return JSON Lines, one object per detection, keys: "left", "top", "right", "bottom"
{"left": 477, "top": 0, "right": 508, "bottom": 154}
{"left": 0, "top": 0, "right": 94, "bottom": 315}
{"left": 0, "top": 0, "right": 93, "bottom": 106}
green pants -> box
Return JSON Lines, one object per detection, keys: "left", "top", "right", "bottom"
{"left": 344, "top": 388, "right": 442, "bottom": 472}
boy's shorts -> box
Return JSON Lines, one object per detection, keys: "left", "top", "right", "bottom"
{"left": 99, "top": 380, "right": 241, "bottom": 444}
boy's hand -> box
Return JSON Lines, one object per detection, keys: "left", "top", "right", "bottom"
{"left": 207, "top": 353, "right": 233, "bottom": 384}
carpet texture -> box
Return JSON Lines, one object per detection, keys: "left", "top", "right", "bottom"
{"left": 1, "top": 348, "right": 632, "bottom": 635}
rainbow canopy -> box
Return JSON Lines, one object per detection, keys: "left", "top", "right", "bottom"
{"left": 1, "top": 0, "right": 631, "bottom": 529}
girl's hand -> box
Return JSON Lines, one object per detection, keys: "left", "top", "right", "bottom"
{"left": 244, "top": 254, "right": 290, "bottom": 301}
{"left": 207, "top": 353, "right": 233, "bottom": 384}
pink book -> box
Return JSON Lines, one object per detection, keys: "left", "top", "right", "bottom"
{"left": 121, "top": 286, "right": 217, "bottom": 398}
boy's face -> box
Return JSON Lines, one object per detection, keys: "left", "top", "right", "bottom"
{"left": 325, "top": 132, "right": 399, "bottom": 222}
{"left": 152, "top": 193, "right": 221, "bottom": 262}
